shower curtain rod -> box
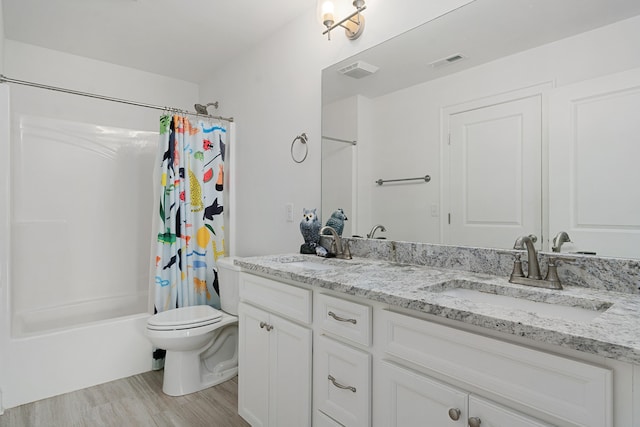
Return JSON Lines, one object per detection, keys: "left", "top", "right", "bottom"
{"left": 0, "top": 74, "right": 234, "bottom": 123}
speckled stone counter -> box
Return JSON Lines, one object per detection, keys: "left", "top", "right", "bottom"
{"left": 235, "top": 253, "right": 640, "bottom": 365}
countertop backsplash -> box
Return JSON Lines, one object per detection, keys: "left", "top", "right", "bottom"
{"left": 320, "top": 236, "right": 640, "bottom": 295}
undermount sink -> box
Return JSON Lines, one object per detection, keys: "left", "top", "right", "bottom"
{"left": 282, "top": 261, "right": 337, "bottom": 271}
{"left": 275, "top": 256, "right": 353, "bottom": 271}
{"left": 426, "top": 279, "right": 612, "bottom": 322}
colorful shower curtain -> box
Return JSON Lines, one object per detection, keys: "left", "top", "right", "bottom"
{"left": 154, "top": 115, "right": 227, "bottom": 315}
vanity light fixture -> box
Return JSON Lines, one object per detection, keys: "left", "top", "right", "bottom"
{"left": 319, "top": 0, "right": 366, "bottom": 41}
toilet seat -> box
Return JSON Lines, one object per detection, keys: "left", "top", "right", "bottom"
{"left": 147, "top": 305, "right": 223, "bottom": 331}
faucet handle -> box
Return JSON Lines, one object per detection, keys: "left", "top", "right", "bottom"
{"left": 342, "top": 239, "right": 352, "bottom": 260}
{"left": 329, "top": 238, "right": 337, "bottom": 254}
{"left": 510, "top": 253, "right": 525, "bottom": 280}
{"left": 543, "top": 257, "right": 562, "bottom": 289}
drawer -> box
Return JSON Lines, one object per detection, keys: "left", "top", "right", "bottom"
{"left": 316, "top": 293, "right": 372, "bottom": 346}
{"left": 316, "top": 335, "right": 371, "bottom": 427}
{"left": 379, "top": 309, "right": 612, "bottom": 427}
{"left": 239, "top": 273, "right": 312, "bottom": 324}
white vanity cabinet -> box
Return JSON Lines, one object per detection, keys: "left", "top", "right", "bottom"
{"left": 237, "top": 269, "right": 620, "bottom": 427}
{"left": 238, "top": 273, "right": 312, "bottom": 427}
{"left": 376, "top": 309, "right": 613, "bottom": 427}
{"left": 375, "top": 360, "right": 551, "bottom": 426}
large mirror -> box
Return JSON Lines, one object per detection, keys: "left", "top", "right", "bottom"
{"left": 321, "top": 0, "right": 640, "bottom": 259}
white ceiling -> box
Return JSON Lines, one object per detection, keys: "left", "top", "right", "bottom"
{"left": 323, "top": 0, "right": 640, "bottom": 104}
{"left": 2, "top": 0, "right": 316, "bottom": 83}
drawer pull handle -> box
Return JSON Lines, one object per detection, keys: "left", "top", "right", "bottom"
{"left": 328, "top": 311, "right": 357, "bottom": 324}
{"left": 468, "top": 417, "right": 481, "bottom": 427}
{"left": 448, "top": 408, "right": 461, "bottom": 421}
{"left": 259, "top": 321, "right": 273, "bottom": 331}
{"left": 327, "top": 375, "right": 356, "bottom": 393}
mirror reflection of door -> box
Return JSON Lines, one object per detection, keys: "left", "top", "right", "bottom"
{"left": 445, "top": 95, "right": 542, "bottom": 250}
{"left": 549, "top": 68, "right": 640, "bottom": 258}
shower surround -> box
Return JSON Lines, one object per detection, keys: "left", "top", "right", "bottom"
{"left": 0, "top": 87, "right": 157, "bottom": 409}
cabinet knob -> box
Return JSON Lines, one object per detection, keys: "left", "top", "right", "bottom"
{"left": 259, "top": 321, "right": 273, "bottom": 331}
{"left": 468, "top": 417, "right": 481, "bottom": 427}
{"left": 448, "top": 408, "right": 461, "bottom": 421}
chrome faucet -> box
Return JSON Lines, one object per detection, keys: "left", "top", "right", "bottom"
{"left": 320, "top": 226, "right": 352, "bottom": 260}
{"left": 552, "top": 231, "right": 571, "bottom": 253}
{"left": 513, "top": 235, "right": 542, "bottom": 279}
{"left": 509, "top": 234, "right": 562, "bottom": 289}
{"left": 366, "top": 224, "right": 386, "bottom": 239}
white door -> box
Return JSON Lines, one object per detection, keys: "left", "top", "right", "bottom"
{"left": 269, "top": 313, "right": 312, "bottom": 427}
{"left": 468, "top": 395, "right": 552, "bottom": 427}
{"left": 549, "top": 68, "right": 640, "bottom": 258}
{"left": 374, "top": 360, "right": 468, "bottom": 426}
{"left": 446, "top": 95, "right": 542, "bottom": 250}
{"left": 238, "top": 303, "right": 270, "bottom": 427}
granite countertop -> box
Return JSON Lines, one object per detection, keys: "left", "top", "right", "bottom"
{"left": 235, "top": 253, "right": 640, "bottom": 365}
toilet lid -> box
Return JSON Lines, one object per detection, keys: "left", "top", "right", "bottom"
{"left": 148, "top": 305, "right": 223, "bottom": 330}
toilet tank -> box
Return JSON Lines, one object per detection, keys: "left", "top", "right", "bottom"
{"left": 216, "top": 256, "right": 241, "bottom": 315}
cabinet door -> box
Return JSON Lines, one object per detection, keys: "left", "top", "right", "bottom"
{"left": 269, "top": 313, "right": 312, "bottom": 427}
{"left": 374, "top": 360, "right": 468, "bottom": 427}
{"left": 238, "top": 302, "right": 270, "bottom": 427}
{"left": 469, "top": 395, "right": 552, "bottom": 427}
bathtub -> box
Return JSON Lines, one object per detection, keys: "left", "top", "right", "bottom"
{"left": 1, "top": 310, "right": 152, "bottom": 410}
{"left": 0, "top": 88, "right": 158, "bottom": 410}
{"left": 12, "top": 293, "right": 150, "bottom": 337}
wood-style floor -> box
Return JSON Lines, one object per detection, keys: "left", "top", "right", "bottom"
{"left": 0, "top": 371, "right": 249, "bottom": 427}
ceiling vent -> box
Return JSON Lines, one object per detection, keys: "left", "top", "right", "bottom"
{"left": 430, "top": 53, "right": 466, "bottom": 68}
{"left": 338, "top": 61, "right": 379, "bottom": 79}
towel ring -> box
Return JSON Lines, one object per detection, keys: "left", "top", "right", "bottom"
{"left": 291, "top": 133, "right": 309, "bottom": 163}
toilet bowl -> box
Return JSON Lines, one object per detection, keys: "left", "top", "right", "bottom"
{"left": 145, "top": 256, "right": 241, "bottom": 396}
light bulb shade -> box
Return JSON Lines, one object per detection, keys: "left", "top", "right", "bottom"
{"left": 317, "top": 1, "right": 335, "bottom": 26}
{"left": 318, "top": 0, "right": 366, "bottom": 40}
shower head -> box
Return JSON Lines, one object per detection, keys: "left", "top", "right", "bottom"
{"left": 194, "top": 102, "right": 219, "bottom": 115}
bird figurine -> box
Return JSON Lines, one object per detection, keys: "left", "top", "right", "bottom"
{"left": 299, "top": 208, "right": 321, "bottom": 255}
{"left": 323, "top": 208, "right": 348, "bottom": 236}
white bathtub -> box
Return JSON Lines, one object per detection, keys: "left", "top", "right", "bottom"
{"left": 1, "top": 310, "right": 152, "bottom": 410}
{"left": 12, "top": 293, "right": 150, "bottom": 337}
{"left": 0, "top": 98, "right": 158, "bottom": 410}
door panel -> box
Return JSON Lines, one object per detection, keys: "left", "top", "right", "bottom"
{"left": 269, "top": 314, "right": 312, "bottom": 427}
{"left": 447, "top": 96, "right": 542, "bottom": 249}
{"left": 549, "top": 69, "right": 640, "bottom": 258}
{"left": 375, "top": 360, "right": 467, "bottom": 426}
{"left": 238, "top": 303, "right": 270, "bottom": 427}
{"left": 469, "top": 395, "right": 552, "bottom": 427}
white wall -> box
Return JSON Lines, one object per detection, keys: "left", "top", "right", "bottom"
{"left": 322, "top": 96, "right": 356, "bottom": 236}
{"left": 4, "top": 40, "right": 198, "bottom": 130}
{"left": 0, "top": 1, "right": 7, "bottom": 413}
{"left": 199, "top": 0, "right": 474, "bottom": 256}
{"left": 0, "top": 0, "right": 4, "bottom": 74}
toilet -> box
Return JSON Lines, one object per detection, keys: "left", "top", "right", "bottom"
{"left": 145, "top": 256, "right": 241, "bottom": 396}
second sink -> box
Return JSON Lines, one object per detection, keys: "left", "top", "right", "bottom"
{"left": 425, "top": 279, "right": 612, "bottom": 322}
